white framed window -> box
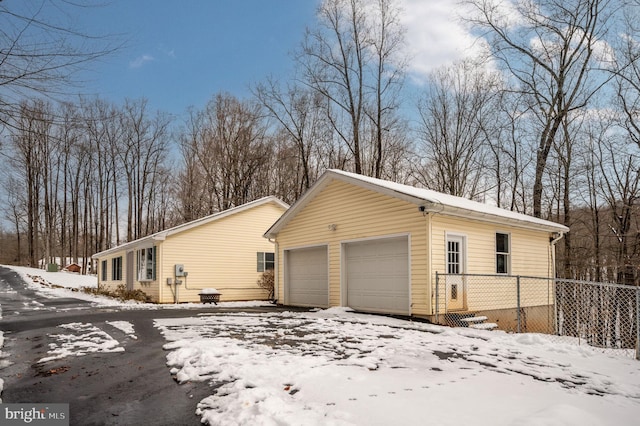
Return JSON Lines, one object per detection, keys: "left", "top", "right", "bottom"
{"left": 112, "top": 257, "right": 122, "bottom": 281}
{"left": 101, "top": 260, "right": 107, "bottom": 281}
{"left": 496, "top": 233, "right": 510, "bottom": 274}
{"left": 137, "top": 246, "right": 156, "bottom": 281}
{"left": 257, "top": 252, "right": 275, "bottom": 272}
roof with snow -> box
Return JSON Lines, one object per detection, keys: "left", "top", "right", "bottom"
{"left": 264, "top": 169, "right": 568, "bottom": 238}
{"left": 93, "top": 196, "right": 289, "bottom": 258}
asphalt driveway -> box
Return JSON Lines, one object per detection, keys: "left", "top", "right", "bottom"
{"left": 0, "top": 266, "right": 288, "bottom": 425}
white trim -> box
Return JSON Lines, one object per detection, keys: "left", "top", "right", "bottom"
{"left": 340, "top": 232, "right": 411, "bottom": 245}
{"left": 444, "top": 232, "right": 467, "bottom": 274}
{"left": 264, "top": 170, "right": 568, "bottom": 239}
{"left": 445, "top": 233, "right": 467, "bottom": 311}
{"left": 495, "top": 231, "right": 511, "bottom": 275}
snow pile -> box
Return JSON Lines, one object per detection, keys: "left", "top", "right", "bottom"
{"left": 7, "top": 265, "right": 97, "bottom": 290}
{"left": 39, "top": 322, "right": 124, "bottom": 363}
{"left": 156, "top": 311, "right": 640, "bottom": 426}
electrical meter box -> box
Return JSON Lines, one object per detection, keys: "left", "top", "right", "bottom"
{"left": 175, "top": 264, "right": 186, "bottom": 277}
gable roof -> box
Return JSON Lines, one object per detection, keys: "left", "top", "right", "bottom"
{"left": 93, "top": 196, "right": 289, "bottom": 258}
{"left": 264, "top": 169, "right": 568, "bottom": 238}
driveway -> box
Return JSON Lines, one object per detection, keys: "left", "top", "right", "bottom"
{"left": 0, "top": 266, "right": 286, "bottom": 425}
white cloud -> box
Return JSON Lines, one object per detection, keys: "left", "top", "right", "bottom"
{"left": 129, "top": 54, "right": 155, "bottom": 69}
{"left": 399, "top": 0, "right": 488, "bottom": 84}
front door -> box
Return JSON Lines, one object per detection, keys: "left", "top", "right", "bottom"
{"left": 446, "top": 235, "right": 465, "bottom": 311}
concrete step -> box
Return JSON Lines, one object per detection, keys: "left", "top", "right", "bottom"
{"left": 460, "top": 315, "right": 488, "bottom": 324}
{"left": 470, "top": 322, "right": 498, "bottom": 331}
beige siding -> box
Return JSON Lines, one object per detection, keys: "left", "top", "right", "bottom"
{"left": 430, "top": 214, "right": 554, "bottom": 312}
{"left": 275, "top": 180, "right": 430, "bottom": 315}
{"left": 95, "top": 247, "right": 161, "bottom": 302}
{"left": 159, "top": 202, "right": 285, "bottom": 303}
{"left": 95, "top": 250, "right": 129, "bottom": 293}
{"left": 430, "top": 215, "right": 553, "bottom": 276}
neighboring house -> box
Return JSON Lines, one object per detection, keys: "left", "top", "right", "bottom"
{"left": 264, "top": 170, "right": 569, "bottom": 323}
{"left": 93, "top": 196, "right": 288, "bottom": 303}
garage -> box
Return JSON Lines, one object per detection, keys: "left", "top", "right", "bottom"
{"left": 344, "top": 236, "right": 409, "bottom": 315}
{"left": 285, "top": 246, "right": 329, "bottom": 307}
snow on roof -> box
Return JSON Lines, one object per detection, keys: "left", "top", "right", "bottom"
{"left": 93, "top": 196, "right": 289, "bottom": 259}
{"left": 265, "top": 170, "right": 568, "bottom": 238}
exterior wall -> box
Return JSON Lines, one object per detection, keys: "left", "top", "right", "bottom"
{"left": 275, "top": 180, "right": 430, "bottom": 315}
{"left": 159, "top": 202, "right": 285, "bottom": 303}
{"left": 95, "top": 246, "right": 161, "bottom": 302}
{"left": 96, "top": 250, "right": 129, "bottom": 293}
{"left": 430, "top": 214, "right": 554, "bottom": 313}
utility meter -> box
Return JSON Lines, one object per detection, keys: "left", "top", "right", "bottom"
{"left": 175, "top": 264, "right": 186, "bottom": 277}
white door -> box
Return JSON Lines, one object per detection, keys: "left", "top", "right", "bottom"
{"left": 286, "top": 246, "right": 329, "bottom": 307}
{"left": 446, "top": 236, "right": 465, "bottom": 311}
{"left": 345, "top": 236, "right": 410, "bottom": 315}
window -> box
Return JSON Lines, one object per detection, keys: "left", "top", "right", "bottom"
{"left": 101, "top": 260, "right": 107, "bottom": 281}
{"left": 257, "top": 252, "right": 275, "bottom": 272}
{"left": 137, "top": 246, "right": 156, "bottom": 281}
{"left": 447, "top": 240, "right": 461, "bottom": 274}
{"left": 496, "top": 233, "right": 510, "bottom": 274}
{"left": 112, "top": 257, "right": 122, "bottom": 281}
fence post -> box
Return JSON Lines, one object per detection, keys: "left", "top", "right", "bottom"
{"left": 435, "top": 272, "right": 439, "bottom": 325}
{"left": 636, "top": 287, "right": 639, "bottom": 361}
{"left": 517, "top": 275, "right": 521, "bottom": 333}
{"left": 553, "top": 278, "right": 559, "bottom": 335}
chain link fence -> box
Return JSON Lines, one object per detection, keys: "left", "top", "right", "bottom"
{"left": 434, "top": 273, "right": 640, "bottom": 359}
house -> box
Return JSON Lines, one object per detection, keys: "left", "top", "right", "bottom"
{"left": 92, "top": 196, "right": 289, "bottom": 303}
{"left": 264, "top": 170, "right": 569, "bottom": 325}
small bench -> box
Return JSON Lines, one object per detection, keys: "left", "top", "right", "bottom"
{"left": 199, "top": 288, "right": 221, "bottom": 305}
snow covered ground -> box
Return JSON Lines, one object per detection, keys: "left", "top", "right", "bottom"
{"left": 2, "top": 265, "right": 640, "bottom": 424}
{"left": 156, "top": 309, "right": 640, "bottom": 426}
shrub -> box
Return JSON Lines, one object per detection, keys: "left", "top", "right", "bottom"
{"left": 84, "top": 284, "right": 152, "bottom": 303}
{"left": 257, "top": 269, "right": 275, "bottom": 301}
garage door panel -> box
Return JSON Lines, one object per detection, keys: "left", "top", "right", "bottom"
{"left": 286, "top": 246, "right": 328, "bottom": 307}
{"left": 346, "top": 237, "right": 409, "bottom": 315}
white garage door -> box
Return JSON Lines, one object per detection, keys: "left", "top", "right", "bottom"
{"left": 286, "top": 246, "right": 329, "bottom": 307}
{"left": 345, "top": 236, "right": 409, "bottom": 315}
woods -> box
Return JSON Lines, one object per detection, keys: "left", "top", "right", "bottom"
{"left": 1, "top": 0, "right": 639, "bottom": 283}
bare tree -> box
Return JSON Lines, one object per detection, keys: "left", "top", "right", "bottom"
{"left": 297, "top": 0, "right": 406, "bottom": 177}
{"left": 119, "top": 99, "right": 171, "bottom": 240}
{"left": 415, "top": 60, "right": 500, "bottom": 198}
{"left": 465, "top": 0, "right": 614, "bottom": 217}
{"left": 0, "top": 1, "right": 118, "bottom": 127}
{"left": 253, "top": 78, "right": 328, "bottom": 197}
{"left": 178, "top": 93, "right": 270, "bottom": 214}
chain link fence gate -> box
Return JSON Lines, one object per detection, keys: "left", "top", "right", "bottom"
{"left": 434, "top": 273, "right": 640, "bottom": 359}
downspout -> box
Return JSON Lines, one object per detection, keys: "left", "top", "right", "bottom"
{"left": 550, "top": 231, "right": 565, "bottom": 335}
{"left": 550, "top": 231, "right": 565, "bottom": 279}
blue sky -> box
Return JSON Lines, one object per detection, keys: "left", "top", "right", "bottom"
{"left": 4, "top": 0, "right": 485, "bottom": 120}
{"left": 76, "top": 1, "right": 319, "bottom": 117}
